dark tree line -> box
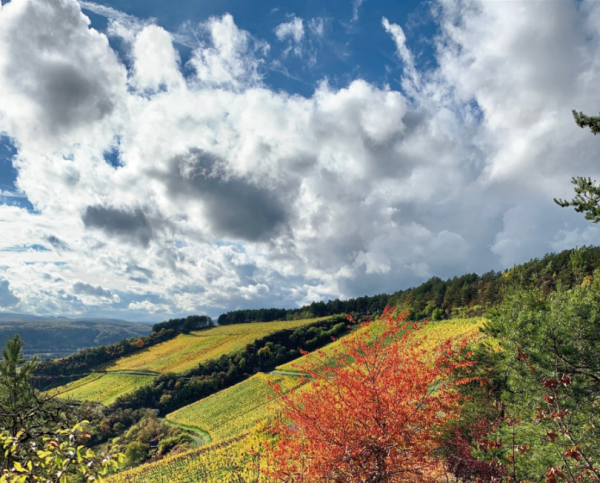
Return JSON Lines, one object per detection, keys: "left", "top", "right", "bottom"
{"left": 217, "top": 295, "right": 390, "bottom": 325}
{"left": 151, "top": 315, "right": 213, "bottom": 333}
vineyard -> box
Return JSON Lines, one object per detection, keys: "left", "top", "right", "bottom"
{"left": 167, "top": 373, "right": 301, "bottom": 442}
{"left": 107, "top": 423, "right": 276, "bottom": 483}
{"left": 104, "top": 318, "right": 326, "bottom": 374}
{"left": 107, "top": 317, "right": 488, "bottom": 482}
{"left": 53, "top": 372, "right": 156, "bottom": 406}
{"left": 277, "top": 316, "right": 487, "bottom": 373}
{"left": 415, "top": 317, "right": 487, "bottom": 362}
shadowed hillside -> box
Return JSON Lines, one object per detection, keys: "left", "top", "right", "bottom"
{"left": 0, "top": 315, "right": 152, "bottom": 359}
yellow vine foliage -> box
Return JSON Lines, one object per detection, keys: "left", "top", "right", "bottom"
{"left": 52, "top": 373, "right": 156, "bottom": 406}
{"left": 107, "top": 423, "right": 278, "bottom": 483}
{"left": 167, "top": 373, "right": 302, "bottom": 442}
{"left": 104, "top": 318, "right": 327, "bottom": 374}
{"left": 278, "top": 317, "right": 487, "bottom": 372}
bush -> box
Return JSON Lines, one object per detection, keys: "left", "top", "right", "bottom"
{"left": 125, "top": 441, "right": 149, "bottom": 467}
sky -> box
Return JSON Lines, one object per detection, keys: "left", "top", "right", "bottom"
{"left": 0, "top": 0, "right": 599, "bottom": 322}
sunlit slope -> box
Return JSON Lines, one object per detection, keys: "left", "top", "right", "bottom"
{"left": 277, "top": 317, "right": 487, "bottom": 373}
{"left": 54, "top": 373, "right": 155, "bottom": 406}
{"left": 167, "top": 372, "right": 301, "bottom": 442}
{"left": 104, "top": 318, "right": 327, "bottom": 374}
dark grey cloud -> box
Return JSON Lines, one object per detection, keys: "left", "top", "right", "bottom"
{"left": 162, "top": 149, "right": 288, "bottom": 241}
{"left": 0, "top": 280, "right": 19, "bottom": 307}
{"left": 46, "top": 235, "right": 71, "bottom": 251}
{"left": 0, "top": 0, "right": 125, "bottom": 140}
{"left": 82, "top": 205, "right": 154, "bottom": 247}
{"left": 33, "top": 61, "right": 115, "bottom": 131}
{"left": 73, "top": 281, "right": 113, "bottom": 298}
{"left": 125, "top": 263, "right": 154, "bottom": 280}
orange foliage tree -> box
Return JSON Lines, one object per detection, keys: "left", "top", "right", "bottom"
{"left": 267, "top": 307, "right": 473, "bottom": 482}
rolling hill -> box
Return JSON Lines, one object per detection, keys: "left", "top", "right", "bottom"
{"left": 109, "top": 315, "right": 489, "bottom": 482}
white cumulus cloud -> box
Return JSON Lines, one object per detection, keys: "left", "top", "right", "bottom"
{"left": 0, "top": 0, "right": 598, "bottom": 321}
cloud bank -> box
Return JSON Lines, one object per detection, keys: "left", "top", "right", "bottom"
{"left": 0, "top": 0, "right": 599, "bottom": 320}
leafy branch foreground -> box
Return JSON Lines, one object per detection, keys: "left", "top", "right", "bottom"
{"left": 0, "top": 335, "right": 123, "bottom": 483}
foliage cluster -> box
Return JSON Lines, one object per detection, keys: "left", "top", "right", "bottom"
{"left": 443, "top": 255, "right": 600, "bottom": 481}
{"left": 267, "top": 309, "right": 474, "bottom": 482}
{"left": 150, "top": 315, "right": 213, "bottom": 334}
{"left": 217, "top": 295, "right": 390, "bottom": 325}
{"left": 0, "top": 335, "right": 123, "bottom": 482}
{"left": 117, "top": 413, "right": 194, "bottom": 467}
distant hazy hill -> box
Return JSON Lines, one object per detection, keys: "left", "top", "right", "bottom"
{"left": 0, "top": 313, "right": 152, "bottom": 359}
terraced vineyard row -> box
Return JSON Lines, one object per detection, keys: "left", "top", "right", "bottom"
{"left": 167, "top": 373, "right": 301, "bottom": 442}
{"left": 104, "top": 318, "right": 327, "bottom": 374}
{"left": 277, "top": 316, "right": 487, "bottom": 372}
{"left": 52, "top": 373, "right": 156, "bottom": 406}
{"left": 108, "top": 425, "right": 275, "bottom": 483}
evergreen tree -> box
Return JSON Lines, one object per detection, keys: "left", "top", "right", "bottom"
{"left": 555, "top": 110, "right": 600, "bottom": 222}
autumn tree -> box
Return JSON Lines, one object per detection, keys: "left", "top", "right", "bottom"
{"left": 267, "top": 308, "right": 472, "bottom": 483}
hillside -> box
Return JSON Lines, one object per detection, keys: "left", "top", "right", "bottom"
{"left": 51, "top": 318, "right": 327, "bottom": 405}
{"left": 52, "top": 372, "right": 156, "bottom": 406}
{"left": 0, "top": 316, "right": 152, "bottom": 360}
{"left": 103, "top": 319, "right": 327, "bottom": 374}
{"left": 167, "top": 372, "right": 302, "bottom": 443}
{"left": 276, "top": 316, "right": 487, "bottom": 373}
{"left": 110, "top": 316, "right": 489, "bottom": 482}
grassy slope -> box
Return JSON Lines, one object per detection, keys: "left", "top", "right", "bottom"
{"left": 103, "top": 318, "right": 327, "bottom": 374}
{"left": 167, "top": 373, "right": 301, "bottom": 442}
{"left": 107, "top": 426, "right": 273, "bottom": 483}
{"left": 52, "top": 373, "right": 156, "bottom": 406}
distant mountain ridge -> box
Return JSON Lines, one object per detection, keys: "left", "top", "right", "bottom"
{"left": 0, "top": 312, "right": 144, "bottom": 323}
{"left": 0, "top": 314, "right": 152, "bottom": 360}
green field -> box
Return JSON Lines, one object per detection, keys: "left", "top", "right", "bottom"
{"left": 103, "top": 318, "right": 327, "bottom": 374}
{"left": 167, "top": 372, "right": 301, "bottom": 442}
{"left": 52, "top": 372, "right": 156, "bottom": 406}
